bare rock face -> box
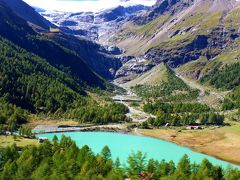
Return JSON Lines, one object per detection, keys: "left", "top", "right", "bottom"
{"left": 132, "top": 0, "right": 195, "bottom": 25}
{"left": 144, "top": 35, "right": 208, "bottom": 65}
{"left": 145, "top": 26, "right": 239, "bottom": 68}
{"left": 115, "top": 58, "right": 154, "bottom": 78}
{"left": 146, "top": 0, "right": 240, "bottom": 21}
{"left": 49, "top": 34, "right": 124, "bottom": 79}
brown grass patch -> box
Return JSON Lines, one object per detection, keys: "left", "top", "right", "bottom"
{"left": 27, "top": 118, "right": 79, "bottom": 128}
{"left": 138, "top": 122, "right": 240, "bottom": 165}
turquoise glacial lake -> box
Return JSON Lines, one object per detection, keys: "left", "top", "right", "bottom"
{"left": 36, "top": 132, "right": 239, "bottom": 169}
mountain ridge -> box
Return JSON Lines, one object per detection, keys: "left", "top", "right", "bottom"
{"left": 2, "top": 0, "right": 239, "bottom": 89}
{"left": 1, "top": 0, "right": 54, "bottom": 30}
{"left": 0, "top": 1, "right": 105, "bottom": 87}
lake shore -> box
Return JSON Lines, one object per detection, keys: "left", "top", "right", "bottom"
{"left": 136, "top": 122, "right": 240, "bottom": 166}
{"left": 32, "top": 120, "right": 240, "bottom": 167}
{"left": 33, "top": 123, "right": 130, "bottom": 134}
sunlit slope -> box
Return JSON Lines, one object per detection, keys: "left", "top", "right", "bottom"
{"left": 112, "top": 0, "right": 240, "bottom": 68}
{"left": 124, "top": 63, "right": 169, "bottom": 87}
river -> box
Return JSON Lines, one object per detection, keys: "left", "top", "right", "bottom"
{"left": 112, "top": 82, "right": 155, "bottom": 122}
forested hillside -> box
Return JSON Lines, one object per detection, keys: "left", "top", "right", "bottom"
{"left": 130, "top": 64, "right": 199, "bottom": 102}
{"left": 0, "top": 3, "right": 131, "bottom": 131}
{"left": 0, "top": 37, "right": 85, "bottom": 113}
{"left": 222, "top": 87, "right": 240, "bottom": 110}
{"left": 0, "top": 2, "right": 104, "bottom": 87}
{"left": 0, "top": 36, "right": 129, "bottom": 131}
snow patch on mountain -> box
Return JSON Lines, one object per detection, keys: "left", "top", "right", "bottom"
{"left": 41, "top": 5, "right": 149, "bottom": 43}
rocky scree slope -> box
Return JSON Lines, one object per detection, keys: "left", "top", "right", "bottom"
{"left": 111, "top": 0, "right": 240, "bottom": 80}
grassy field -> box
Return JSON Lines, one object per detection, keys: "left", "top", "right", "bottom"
{"left": 0, "top": 135, "right": 38, "bottom": 148}
{"left": 138, "top": 121, "right": 240, "bottom": 165}
{"left": 27, "top": 117, "right": 80, "bottom": 128}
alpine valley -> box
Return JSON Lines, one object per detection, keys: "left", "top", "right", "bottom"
{"left": 0, "top": 0, "right": 240, "bottom": 179}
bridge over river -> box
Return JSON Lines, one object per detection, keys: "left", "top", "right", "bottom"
{"left": 112, "top": 95, "right": 141, "bottom": 102}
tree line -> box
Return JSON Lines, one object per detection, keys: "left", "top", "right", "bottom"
{"left": 68, "top": 102, "right": 130, "bottom": 124}
{"left": 0, "top": 136, "right": 239, "bottom": 180}
{"left": 140, "top": 112, "right": 224, "bottom": 128}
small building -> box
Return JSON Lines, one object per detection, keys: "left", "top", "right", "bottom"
{"left": 186, "top": 125, "right": 202, "bottom": 130}
{"left": 38, "top": 137, "right": 48, "bottom": 143}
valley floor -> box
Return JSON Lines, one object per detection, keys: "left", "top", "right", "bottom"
{"left": 137, "top": 121, "right": 240, "bottom": 166}
{"left": 2, "top": 80, "right": 238, "bottom": 167}
{"left": 115, "top": 80, "right": 240, "bottom": 166}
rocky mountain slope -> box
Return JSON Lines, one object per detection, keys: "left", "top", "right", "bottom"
{"left": 41, "top": 5, "right": 149, "bottom": 42}
{"left": 40, "top": 5, "right": 155, "bottom": 79}
{"left": 5, "top": 0, "right": 240, "bottom": 85}
{"left": 111, "top": 0, "right": 240, "bottom": 80}
{"left": 49, "top": 34, "right": 123, "bottom": 79}
{"left": 0, "top": 0, "right": 144, "bottom": 80}
{"left": 39, "top": 0, "right": 240, "bottom": 82}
